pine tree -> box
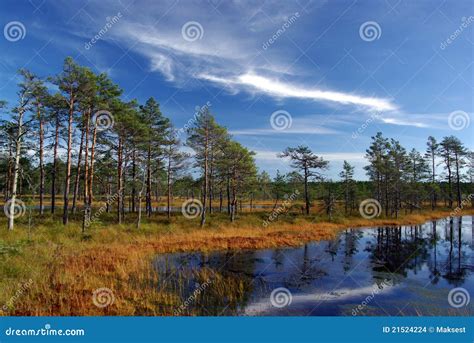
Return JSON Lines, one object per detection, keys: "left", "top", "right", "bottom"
{"left": 279, "top": 145, "right": 328, "bottom": 215}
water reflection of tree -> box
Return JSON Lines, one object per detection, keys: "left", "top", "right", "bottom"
{"left": 365, "top": 218, "right": 469, "bottom": 286}
{"left": 342, "top": 229, "right": 363, "bottom": 272}
{"left": 442, "top": 217, "right": 467, "bottom": 286}
{"left": 367, "top": 225, "right": 430, "bottom": 277}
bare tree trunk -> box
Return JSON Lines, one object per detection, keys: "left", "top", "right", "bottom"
{"left": 117, "top": 137, "right": 123, "bottom": 224}
{"left": 201, "top": 124, "right": 209, "bottom": 227}
{"left": 5, "top": 143, "right": 13, "bottom": 201}
{"left": 167, "top": 150, "right": 172, "bottom": 219}
{"left": 88, "top": 123, "right": 98, "bottom": 210}
{"left": 226, "top": 176, "right": 231, "bottom": 214}
{"left": 131, "top": 149, "right": 136, "bottom": 213}
{"left": 63, "top": 91, "right": 74, "bottom": 225}
{"left": 82, "top": 110, "right": 91, "bottom": 231}
{"left": 454, "top": 151, "right": 462, "bottom": 208}
{"left": 71, "top": 128, "right": 85, "bottom": 214}
{"left": 304, "top": 167, "right": 310, "bottom": 215}
{"left": 146, "top": 146, "right": 152, "bottom": 217}
{"left": 38, "top": 108, "right": 45, "bottom": 215}
{"left": 51, "top": 114, "right": 60, "bottom": 214}
{"left": 230, "top": 183, "right": 236, "bottom": 222}
{"left": 209, "top": 156, "right": 213, "bottom": 214}
{"left": 8, "top": 109, "right": 24, "bottom": 230}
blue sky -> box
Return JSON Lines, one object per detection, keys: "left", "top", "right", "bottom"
{"left": 0, "top": 0, "right": 472, "bottom": 180}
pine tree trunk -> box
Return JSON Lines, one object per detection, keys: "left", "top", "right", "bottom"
{"left": 71, "top": 128, "right": 85, "bottom": 214}
{"left": 63, "top": 93, "right": 74, "bottom": 225}
{"left": 8, "top": 109, "right": 24, "bottom": 230}
{"left": 5, "top": 143, "right": 13, "bottom": 201}
{"left": 38, "top": 109, "right": 45, "bottom": 215}
{"left": 117, "top": 137, "right": 123, "bottom": 224}
{"left": 455, "top": 152, "right": 462, "bottom": 207}
{"left": 88, "top": 123, "right": 98, "bottom": 210}
{"left": 51, "top": 114, "right": 60, "bottom": 214}
{"left": 82, "top": 110, "right": 91, "bottom": 229}
{"left": 304, "top": 167, "right": 310, "bottom": 215}
{"left": 146, "top": 145, "right": 152, "bottom": 217}
{"left": 201, "top": 125, "right": 209, "bottom": 227}
{"left": 131, "top": 149, "right": 136, "bottom": 213}
{"left": 167, "top": 152, "right": 172, "bottom": 219}
{"left": 226, "top": 177, "right": 231, "bottom": 214}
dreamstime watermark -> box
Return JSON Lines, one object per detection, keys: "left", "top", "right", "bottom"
{"left": 92, "top": 287, "right": 115, "bottom": 308}
{"left": 270, "top": 287, "right": 292, "bottom": 308}
{"left": 175, "top": 101, "right": 211, "bottom": 136}
{"left": 351, "top": 112, "right": 382, "bottom": 139}
{"left": 174, "top": 279, "right": 212, "bottom": 315}
{"left": 359, "top": 21, "right": 381, "bottom": 42}
{"left": 352, "top": 279, "right": 393, "bottom": 315}
{"left": 449, "top": 194, "right": 473, "bottom": 217}
{"left": 440, "top": 16, "right": 474, "bottom": 50}
{"left": 262, "top": 12, "right": 300, "bottom": 50}
{"left": 5, "top": 324, "right": 85, "bottom": 337}
{"left": 270, "top": 110, "right": 292, "bottom": 131}
{"left": 181, "top": 199, "right": 203, "bottom": 219}
{"left": 448, "top": 110, "right": 470, "bottom": 131}
{"left": 3, "top": 198, "right": 26, "bottom": 219}
{"left": 359, "top": 198, "right": 382, "bottom": 219}
{"left": 93, "top": 110, "right": 114, "bottom": 131}
{"left": 262, "top": 190, "right": 299, "bottom": 228}
{"left": 448, "top": 287, "right": 470, "bottom": 308}
{"left": 181, "top": 21, "right": 204, "bottom": 42}
{"left": 3, "top": 21, "right": 26, "bottom": 42}
{"left": 84, "top": 12, "right": 123, "bottom": 50}
{"left": 1, "top": 279, "right": 33, "bottom": 313}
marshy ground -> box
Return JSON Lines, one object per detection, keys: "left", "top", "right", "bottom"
{"left": 0, "top": 202, "right": 472, "bottom": 316}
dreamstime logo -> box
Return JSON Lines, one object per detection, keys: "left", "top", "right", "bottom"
{"left": 181, "top": 21, "right": 204, "bottom": 42}
{"left": 448, "top": 287, "right": 470, "bottom": 308}
{"left": 270, "top": 110, "right": 292, "bottom": 131}
{"left": 175, "top": 101, "right": 212, "bottom": 137}
{"left": 263, "top": 190, "right": 299, "bottom": 228}
{"left": 440, "top": 16, "right": 474, "bottom": 50}
{"left": 449, "top": 194, "right": 473, "bottom": 218}
{"left": 3, "top": 199, "right": 26, "bottom": 219}
{"left": 359, "top": 198, "right": 381, "bottom": 219}
{"left": 84, "top": 12, "right": 123, "bottom": 50}
{"left": 352, "top": 279, "right": 393, "bottom": 316}
{"left": 262, "top": 12, "right": 300, "bottom": 50}
{"left": 181, "top": 199, "right": 203, "bottom": 219}
{"left": 448, "top": 110, "right": 470, "bottom": 131}
{"left": 85, "top": 192, "right": 120, "bottom": 228}
{"left": 352, "top": 112, "right": 382, "bottom": 139}
{"left": 3, "top": 21, "right": 26, "bottom": 42}
{"left": 270, "top": 287, "right": 292, "bottom": 308}
{"left": 359, "top": 21, "right": 381, "bottom": 42}
{"left": 174, "top": 279, "right": 212, "bottom": 315}
{"left": 92, "top": 287, "right": 115, "bottom": 308}
{"left": 93, "top": 110, "right": 114, "bottom": 131}
{"left": 1, "top": 279, "right": 33, "bottom": 313}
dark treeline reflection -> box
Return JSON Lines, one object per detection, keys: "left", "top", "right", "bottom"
{"left": 152, "top": 216, "right": 473, "bottom": 316}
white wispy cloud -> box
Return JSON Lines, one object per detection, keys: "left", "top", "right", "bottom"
{"left": 378, "top": 112, "right": 464, "bottom": 129}
{"left": 200, "top": 73, "right": 397, "bottom": 111}
{"left": 230, "top": 126, "right": 338, "bottom": 136}
{"left": 79, "top": 1, "right": 399, "bottom": 112}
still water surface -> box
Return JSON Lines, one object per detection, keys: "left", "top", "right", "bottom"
{"left": 154, "top": 216, "right": 473, "bottom": 316}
